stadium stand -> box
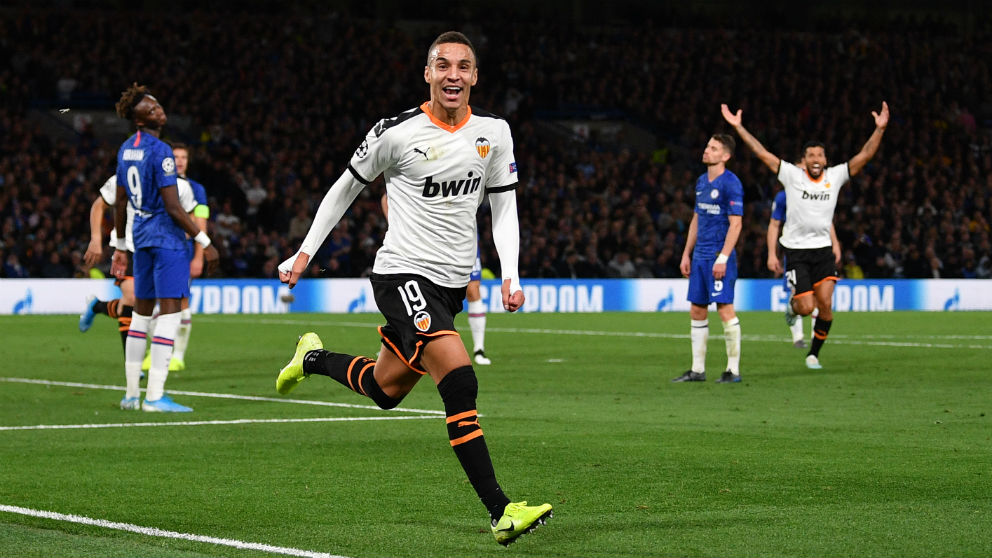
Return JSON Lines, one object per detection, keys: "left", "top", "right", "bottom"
{"left": 1, "top": 2, "right": 989, "bottom": 280}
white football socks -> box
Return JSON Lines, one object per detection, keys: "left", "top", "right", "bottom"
{"left": 146, "top": 311, "right": 181, "bottom": 402}
{"left": 172, "top": 308, "right": 192, "bottom": 362}
{"left": 789, "top": 317, "right": 805, "bottom": 343}
{"left": 467, "top": 299, "right": 486, "bottom": 353}
{"left": 723, "top": 317, "right": 741, "bottom": 374}
{"left": 124, "top": 313, "right": 151, "bottom": 400}
{"left": 690, "top": 319, "right": 709, "bottom": 373}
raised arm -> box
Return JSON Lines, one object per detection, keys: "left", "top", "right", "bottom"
{"left": 721, "top": 104, "right": 781, "bottom": 173}
{"left": 848, "top": 101, "right": 889, "bottom": 177}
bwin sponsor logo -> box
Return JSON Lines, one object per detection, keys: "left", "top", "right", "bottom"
{"left": 422, "top": 171, "right": 482, "bottom": 198}
{"left": 802, "top": 190, "right": 831, "bottom": 201}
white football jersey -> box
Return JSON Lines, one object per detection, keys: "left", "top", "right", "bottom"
{"left": 100, "top": 175, "right": 197, "bottom": 252}
{"left": 777, "top": 161, "right": 849, "bottom": 249}
{"left": 349, "top": 103, "right": 518, "bottom": 287}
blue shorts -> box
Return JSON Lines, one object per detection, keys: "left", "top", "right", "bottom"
{"left": 133, "top": 246, "right": 191, "bottom": 300}
{"left": 687, "top": 252, "right": 737, "bottom": 306}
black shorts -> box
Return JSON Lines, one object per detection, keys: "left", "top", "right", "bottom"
{"left": 783, "top": 246, "right": 838, "bottom": 297}
{"left": 114, "top": 251, "right": 134, "bottom": 287}
{"left": 371, "top": 273, "right": 466, "bottom": 374}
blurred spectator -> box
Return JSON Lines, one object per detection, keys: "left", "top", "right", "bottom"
{"left": 0, "top": 5, "right": 988, "bottom": 281}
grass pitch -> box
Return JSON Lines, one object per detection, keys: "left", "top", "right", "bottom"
{"left": 0, "top": 311, "right": 989, "bottom": 557}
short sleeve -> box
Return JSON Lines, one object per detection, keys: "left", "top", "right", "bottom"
{"left": 777, "top": 160, "right": 802, "bottom": 188}
{"left": 485, "top": 120, "right": 518, "bottom": 193}
{"left": 98, "top": 175, "right": 117, "bottom": 205}
{"left": 176, "top": 178, "right": 197, "bottom": 213}
{"left": 771, "top": 191, "right": 786, "bottom": 221}
{"left": 828, "top": 164, "right": 851, "bottom": 188}
{"left": 726, "top": 173, "right": 744, "bottom": 216}
{"left": 155, "top": 143, "right": 178, "bottom": 189}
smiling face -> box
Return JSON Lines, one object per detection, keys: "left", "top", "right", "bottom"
{"left": 424, "top": 42, "right": 478, "bottom": 121}
{"left": 802, "top": 145, "right": 828, "bottom": 179}
{"left": 134, "top": 94, "right": 167, "bottom": 130}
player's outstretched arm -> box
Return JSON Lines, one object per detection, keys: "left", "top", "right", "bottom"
{"left": 721, "top": 104, "right": 781, "bottom": 173}
{"left": 489, "top": 189, "right": 524, "bottom": 312}
{"left": 278, "top": 170, "right": 366, "bottom": 288}
{"left": 848, "top": 101, "right": 889, "bottom": 177}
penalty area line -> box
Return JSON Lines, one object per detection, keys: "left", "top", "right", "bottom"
{"left": 0, "top": 504, "right": 350, "bottom": 558}
{"left": 0, "top": 415, "right": 438, "bottom": 432}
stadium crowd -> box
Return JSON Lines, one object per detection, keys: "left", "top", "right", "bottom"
{"left": 1, "top": 5, "right": 990, "bottom": 281}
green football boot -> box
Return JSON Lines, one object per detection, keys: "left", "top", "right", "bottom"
{"left": 276, "top": 332, "right": 322, "bottom": 395}
{"left": 491, "top": 501, "right": 553, "bottom": 546}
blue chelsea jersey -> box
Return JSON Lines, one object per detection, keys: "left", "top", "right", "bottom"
{"left": 693, "top": 169, "right": 744, "bottom": 258}
{"left": 771, "top": 190, "right": 787, "bottom": 222}
{"left": 116, "top": 131, "right": 185, "bottom": 250}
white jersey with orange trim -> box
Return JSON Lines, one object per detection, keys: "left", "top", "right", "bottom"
{"left": 777, "top": 161, "right": 849, "bottom": 250}
{"left": 99, "top": 175, "right": 197, "bottom": 253}
{"left": 349, "top": 103, "right": 518, "bottom": 288}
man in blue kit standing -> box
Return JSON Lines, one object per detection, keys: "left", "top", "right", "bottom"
{"left": 673, "top": 133, "right": 744, "bottom": 384}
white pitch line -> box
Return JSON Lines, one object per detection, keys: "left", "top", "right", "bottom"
{"left": 0, "top": 415, "right": 438, "bottom": 432}
{"left": 0, "top": 377, "right": 445, "bottom": 416}
{"left": 204, "top": 316, "right": 992, "bottom": 349}
{"left": 0, "top": 504, "right": 349, "bottom": 558}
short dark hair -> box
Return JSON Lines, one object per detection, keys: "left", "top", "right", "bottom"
{"left": 170, "top": 142, "right": 189, "bottom": 153}
{"left": 712, "top": 133, "right": 735, "bottom": 156}
{"left": 115, "top": 82, "right": 150, "bottom": 121}
{"left": 427, "top": 31, "right": 477, "bottom": 67}
{"left": 802, "top": 140, "right": 826, "bottom": 157}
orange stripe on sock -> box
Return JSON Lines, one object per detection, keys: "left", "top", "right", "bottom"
{"left": 814, "top": 332, "right": 828, "bottom": 339}
{"left": 346, "top": 357, "right": 361, "bottom": 393}
{"left": 449, "top": 429, "right": 484, "bottom": 447}
{"left": 445, "top": 410, "right": 478, "bottom": 424}
{"left": 107, "top": 299, "right": 119, "bottom": 319}
{"left": 356, "top": 361, "right": 375, "bottom": 396}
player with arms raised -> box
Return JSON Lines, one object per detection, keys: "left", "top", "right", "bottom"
{"left": 723, "top": 101, "right": 889, "bottom": 368}
{"left": 275, "top": 32, "right": 551, "bottom": 545}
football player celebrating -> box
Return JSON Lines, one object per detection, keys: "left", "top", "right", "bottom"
{"left": 275, "top": 31, "right": 551, "bottom": 546}
{"left": 723, "top": 101, "right": 888, "bottom": 369}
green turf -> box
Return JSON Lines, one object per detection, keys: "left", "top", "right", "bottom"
{"left": 1, "top": 311, "right": 989, "bottom": 557}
